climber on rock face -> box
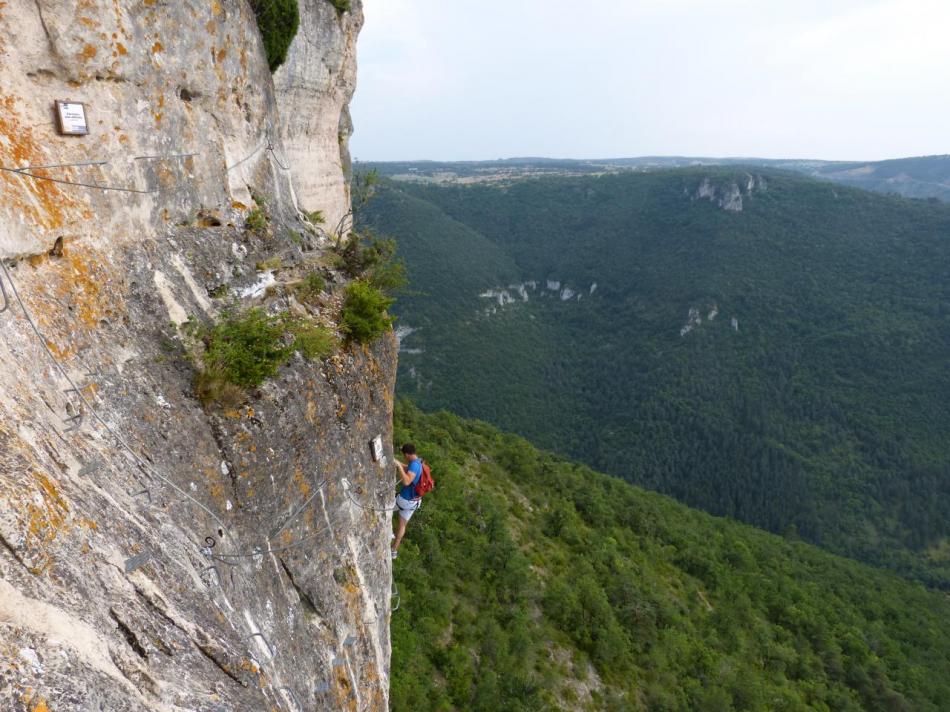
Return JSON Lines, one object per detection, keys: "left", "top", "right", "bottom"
{"left": 391, "top": 443, "right": 423, "bottom": 559}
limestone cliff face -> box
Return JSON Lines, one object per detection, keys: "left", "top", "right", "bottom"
{"left": 274, "top": 0, "right": 364, "bottom": 235}
{"left": 0, "top": 2, "right": 392, "bottom": 711}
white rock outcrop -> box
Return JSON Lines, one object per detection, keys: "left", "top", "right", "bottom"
{"left": 274, "top": 1, "right": 364, "bottom": 236}
{"left": 691, "top": 174, "right": 766, "bottom": 213}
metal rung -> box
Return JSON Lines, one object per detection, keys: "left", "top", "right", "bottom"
{"left": 129, "top": 487, "right": 152, "bottom": 503}
{"left": 331, "top": 657, "right": 345, "bottom": 668}
{"left": 124, "top": 551, "right": 151, "bottom": 573}
{"left": 62, "top": 413, "right": 84, "bottom": 433}
{"left": 314, "top": 682, "right": 330, "bottom": 694}
{"left": 343, "top": 634, "right": 356, "bottom": 647}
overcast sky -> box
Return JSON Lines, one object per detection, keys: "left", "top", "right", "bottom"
{"left": 348, "top": 0, "right": 950, "bottom": 162}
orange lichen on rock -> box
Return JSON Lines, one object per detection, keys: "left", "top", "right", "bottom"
{"left": 20, "top": 689, "right": 51, "bottom": 712}
{"left": 26, "top": 248, "right": 126, "bottom": 359}
{"left": 152, "top": 41, "right": 164, "bottom": 53}
{"left": 25, "top": 470, "right": 71, "bottom": 549}
{"left": 48, "top": 249, "right": 125, "bottom": 329}
{"left": 79, "top": 43, "right": 98, "bottom": 60}
{"left": 293, "top": 467, "right": 310, "bottom": 497}
{"left": 116, "top": 42, "right": 127, "bottom": 55}
{"left": 0, "top": 95, "right": 81, "bottom": 231}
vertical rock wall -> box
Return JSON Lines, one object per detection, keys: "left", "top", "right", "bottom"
{"left": 274, "top": 0, "right": 364, "bottom": 236}
{"left": 0, "top": 1, "right": 391, "bottom": 710}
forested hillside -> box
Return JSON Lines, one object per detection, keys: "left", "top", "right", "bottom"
{"left": 362, "top": 154, "right": 950, "bottom": 202}
{"left": 365, "top": 169, "right": 950, "bottom": 586}
{"left": 390, "top": 402, "right": 950, "bottom": 712}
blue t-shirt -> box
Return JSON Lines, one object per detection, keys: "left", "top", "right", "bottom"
{"left": 399, "top": 459, "right": 423, "bottom": 500}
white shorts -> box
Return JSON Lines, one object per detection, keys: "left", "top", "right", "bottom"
{"left": 395, "top": 495, "right": 420, "bottom": 521}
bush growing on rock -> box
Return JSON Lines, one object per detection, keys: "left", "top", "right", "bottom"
{"left": 292, "top": 321, "right": 337, "bottom": 359}
{"left": 245, "top": 204, "right": 270, "bottom": 234}
{"left": 294, "top": 271, "right": 327, "bottom": 304}
{"left": 249, "top": 0, "right": 300, "bottom": 72}
{"left": 341, "top": 280, "right": 393, "bottom": 344}
{"left": 333, "top": 230, "right": 407, "bottom": 292}
{"left": 187, "top": 308, "right": 337, "bottom": 406}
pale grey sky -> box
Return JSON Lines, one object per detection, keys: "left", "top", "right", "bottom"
{"left": 349, "top": 0, "right": 950, "bottom": 162}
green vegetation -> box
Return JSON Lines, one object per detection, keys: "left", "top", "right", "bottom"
{"left": 333, "top": 230, "right": 407, "bottom": 292}
{"left": 294, "top": 271, "right": 327, "bottom": 304}
{"left": 360, "top": 155, "right": 950, "bottom": 203}
{"left": 255, "top": 256, "right": 282, "bottom": 271}
{"left": 186, "top": 308, "right": 335, "bottom": 405}
{"left": 328, "top": 0, "right": 350, "bottom": 13}
{"left": 365, "top": 169, "right": 950, "bottom": 587}
{"left": 291, "top": 321, "right": 337, "bottom": 359}
{"left": 249, "top": 0, "right": 300, "bottom": 72}
{"left": 340, "top": 280, "right": 393, "bottom": 343}
{"left": 303, "top": 209, "right": 325, "bottom": 225}
{"left": 391, "top": 402, "right": 950, "bottom": 711}
{"left": 330, "top": 172, "right": 406, "bottom": 344}
{"left": 245, "top": 200, "right": 270, "bottom": 234}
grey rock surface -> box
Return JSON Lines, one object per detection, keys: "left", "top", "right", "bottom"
{"left": 0, "top": 2, "right": 391, "bottom": 710}
{"left": 274, "top": 0, "right": 364, "bottom": 236}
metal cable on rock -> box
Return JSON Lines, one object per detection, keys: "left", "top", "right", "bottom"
{"left": 4, "top": 259, "right": 371, "bottom": 565}
{"left": 209, "top": 521, "right": 337, "bottom": 563}
{"left": 268, "top": 475, "right": 332, "bottom": 541}
{"left": 266, "top": 144, "right": 290, "bottom": 172}
{"left": 0, "top": 166, "right": 159, "bottom": 195}
{"left": 133, "top": 152, "right": 199, "bottom": 161}
{"left": 226, "top": 140, "right": 267, "bottom": 173}
{"left": 0, "top": 268, "right": 8, "bottom": 314}
{"left": 0, "top": 261, "right": 231, "bottom": 536}
{"left": 15, "top": 160, "right": 109, "bottom": 170}
{"left": 344, "top": 487, "right": 400, "bottom": 513}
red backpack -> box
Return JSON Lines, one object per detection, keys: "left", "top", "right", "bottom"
{"left": 414, "top": 459, "right": 435, "bottom": 498}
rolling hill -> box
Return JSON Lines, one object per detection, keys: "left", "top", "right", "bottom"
{"left": 361, "top": 154, "right": 950, "bottom": 202}
{"left": 390, "top": 402, "right": 950, "bottom": 711}
{"left": 365, "top": 168, "right": 950, "bottom": 587}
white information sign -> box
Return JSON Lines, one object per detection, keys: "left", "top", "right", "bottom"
{"left": 55, "top": 101, "right": 89, "bottom": 135}
{"left": 370, "top": 435, "right": 384, "bottom": 462}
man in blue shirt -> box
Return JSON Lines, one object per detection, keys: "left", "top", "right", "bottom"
{"left": 391, "top": 443, "right": 423, "bottom": 559}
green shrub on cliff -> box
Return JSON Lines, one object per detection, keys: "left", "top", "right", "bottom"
{"left": 333, "top": 231, "right": 406, "bottom": 292}
{"left": 249, "top": 0, "right": 299, "bottom": 71}
{"left": 196, "top": 308, "right": 294, "bottom": 389}
{"left": 340, "top": 280, "right": 393, "bottom": 343}
{"left": 187, "top": 308, "right": 336, "bottom": 405}
{"left": 328, "top": 0, "right": 351, "bottom": 14}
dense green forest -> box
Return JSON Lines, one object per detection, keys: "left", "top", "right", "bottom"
{"left": 364, "top": 169, "right": 950, "bottom": 587}
{"left": 390, "top": 402, "right": 950, "bottom": 711}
